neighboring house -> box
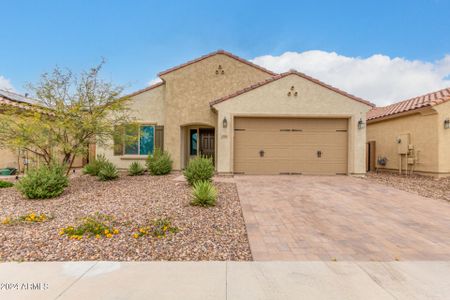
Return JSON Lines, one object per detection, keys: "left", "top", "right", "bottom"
{"left": 367, "top": 88, "right": 450, "bottom": 177}
{"left": 0, "top": 89, "right": 85, "bottom": 172}
{"left": 0, "top": 89, "right": 40, "bottom": 172}
{"left": 98, "top": 50, "right": 373, "bottom": 175}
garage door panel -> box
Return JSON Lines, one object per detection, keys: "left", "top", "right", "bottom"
{"left": 235, "top": 132, "right": 293, "bottom": 145}
{"left": 235, "top": 159, "right": 347, "bottom": 175}
{"left": 234, "top": 159, "right": 293, "bottom": 174}
{"left": 236, "top": 132, "right": 346, "bottom": 146}
{"left": 234, "top": 117, "right": 348, "bottom": 175}
{"left": 235, "top": 118, "right": 292, "bottom": 130}
{"left": 235, "top": 147, "right": 346, "bottom": 160}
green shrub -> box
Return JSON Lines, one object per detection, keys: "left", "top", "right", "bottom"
{"left": 16, "top": 163, "right": 69, "bottom": 199}
{"left": 128, "top": 161, "right": 145, "bottom": 176}
{"left": 183, "top": 156, "right": 214, "bottom": 185}
{"left": 146, "top": 148, "right": 173, "bottom": 175}
{"left": 97, "top": 161, "right": 119, "bottom": 181}
{"left": 191, "top": 180, "right": 217, "bottom": 207}
{"left": 0, "top": 180, "right": 14, "bottom": 188}
{"left": 83, "top": 154, "right": 108, "bottom": 176}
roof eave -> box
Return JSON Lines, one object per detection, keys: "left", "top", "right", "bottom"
{"left": 210, "top": 71, "right": 374, "bottom": 108}
{"left": 158, "top": 50, "right": 277, "bottom": 77}
{"left": 367, "top": 105, "right": 437, "bottom": 123}
{"left": 124, "top": 81, "right": 165, "bottom": 98}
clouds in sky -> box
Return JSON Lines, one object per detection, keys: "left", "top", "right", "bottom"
{"left": 148, "top": 77, "right": 163, "bottom": 86}
{"left": 0, "top": 75, "right": 15, "bottom": 91}
{"left": 252, "top": 51, "right": 450, "bottom": 106}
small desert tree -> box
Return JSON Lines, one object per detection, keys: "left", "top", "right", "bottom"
{"left": 0, "top": 61, "right": 131, "bottom": 174}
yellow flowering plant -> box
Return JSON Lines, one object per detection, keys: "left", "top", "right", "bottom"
{"left": 59, "top": 213, "right": 120, "bottom": 240}
{"left": 1, "top": 212, "right": 52, "bottom": 225}
{"left": 132, "top": 218, "right": 179, "bottom": 239}
{"left": 1, "top": 217, "right": 12, "bottom": 225}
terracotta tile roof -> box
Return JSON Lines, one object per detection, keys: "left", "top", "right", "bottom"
{"left": 0, "top": 89, "right": 37, "bottom": 105}
{"left": 158, "top": 50, "right": 277, "bottom": 77}
{"left": 367, "top": 87, "right": 450, "bottom": 121}
{"left": 125, "top": 81, "right": 164, "bottom": 98}
{"left": 210, "top": 70, "right": 374, "bottom": 107}
{"left": 0, "top": 89, "right": 40, "bottom": 111}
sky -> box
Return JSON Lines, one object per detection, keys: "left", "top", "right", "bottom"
{"left": 1, "top": 0, "right": 449, "bottom": 106}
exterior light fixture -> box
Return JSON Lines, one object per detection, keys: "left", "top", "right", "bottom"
{"left": 444, "top": 118, "right": 450, "bottom": 129}
{"left": 222, "top": 117, "right": 228, "bottom": 128}
{"left": 358, "top": 118, "right": 365, "bottom": 129}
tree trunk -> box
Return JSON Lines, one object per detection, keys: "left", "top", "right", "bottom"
{"left": 65, "top": 154, "right": 76, "bottom": 176}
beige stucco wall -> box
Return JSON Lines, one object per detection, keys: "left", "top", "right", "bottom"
{"left": 435, "top": 101, "right": 450, "bottom": 175}
{"left": 0, "top": 147, "right": 85, "bottom": 172}
{"left": 0, "top": 148, "right": 54, "bottom": 173}
{"left": 0, "top": 148, "right": 20, "bottom": 169}
{"left": 213, "top": 74, "right": 372, "bottom": 175}
{"left": 366, "top": 109, "right": 440, "bottom": 175}
{"left": 160, "top": 54, "right": 272, "bottom": 169}
{"left": 96, "top": 84, "right": 165, "bottom": 169}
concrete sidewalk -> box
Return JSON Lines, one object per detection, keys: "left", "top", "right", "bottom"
{"left": 0, "top": 261, "right": 449, "bottom": 299}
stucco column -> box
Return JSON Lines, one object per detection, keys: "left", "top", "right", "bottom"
{"left": 216, "top": 110, "right": 232, "bottom": 174}
{"left": 350, "top": 115, "right": 367, "bottom": 175}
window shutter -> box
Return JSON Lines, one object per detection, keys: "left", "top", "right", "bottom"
{"left": 155, "top": 125, "right": 164, "bottom": 151}
{"left": 113, "top": 125, "right": 124, "bottom": 156}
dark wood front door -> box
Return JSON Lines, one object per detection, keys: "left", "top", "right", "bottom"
{"left": 199, "top": 128, "right": 215, "bottom": 163}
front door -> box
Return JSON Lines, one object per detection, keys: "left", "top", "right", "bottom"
{"left": 199, "top": 128, "right": 215, "bottom": 163}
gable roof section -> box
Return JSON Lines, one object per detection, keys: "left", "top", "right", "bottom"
{"left": 210, "top": 70, "right": 374, "bottom": 107}
{"left": 367, "top": 87, "right": 450, "bottom": 121}
{"left": 158, "top": 50, "right": 277, "bottom": 77}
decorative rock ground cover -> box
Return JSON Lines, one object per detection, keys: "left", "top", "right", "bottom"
{"left": 0, "top": 173, "right": 251, "bottom": 261}
{"left": 366, "top": 171, "right": 450, "bottom": 202}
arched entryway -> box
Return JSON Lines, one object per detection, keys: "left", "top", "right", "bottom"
{"left": 181, "top": 124, "right": 215, "bottom": 169}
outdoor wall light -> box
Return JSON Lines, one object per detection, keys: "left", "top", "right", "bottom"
{"left": 358, "top": 118, "right": 365, "bottom": 129}
{"left": 222, "top": 117, "right": 228, "bottom": 128}
{"left": 444, "top": 118, "right": 450, "bottom": 129}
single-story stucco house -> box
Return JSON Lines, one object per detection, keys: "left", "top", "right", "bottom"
{"left": 367, "top": 88, "right": 450, "bottom": 177}
{"left": 0, "top": 89, "right": 85, "bottom": 172}
{"left": 98, "top": 50, "right": 374, "bottom": 175}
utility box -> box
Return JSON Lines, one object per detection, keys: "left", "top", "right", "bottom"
{"left": 397, "top": 134, "right": 410, "bottom": 154}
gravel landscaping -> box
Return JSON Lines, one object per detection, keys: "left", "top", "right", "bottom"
{"left": 366, "top": 171, "right": 450, "bottom": 202}
{"left": 0, "top": 173, "right": 252, "bottom": 261}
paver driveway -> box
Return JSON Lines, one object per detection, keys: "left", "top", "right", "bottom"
{"left": 235, "top": 175, "right": 450, "bottom": 261}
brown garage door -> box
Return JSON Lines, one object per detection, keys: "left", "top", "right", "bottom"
{"left": 234, "top": 117, "right": 348, "bottom": 175}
